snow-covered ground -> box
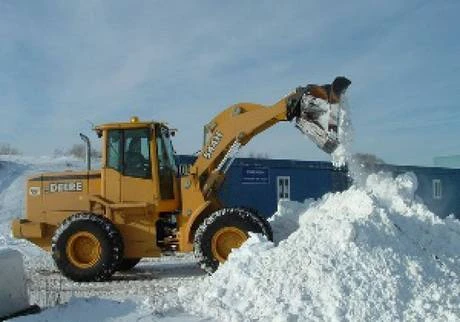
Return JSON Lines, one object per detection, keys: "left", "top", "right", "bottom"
{"left": 1, "top": 152, "right": 459, "bottom": 321}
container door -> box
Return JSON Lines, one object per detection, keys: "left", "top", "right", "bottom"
{"left": 277, "top": 176, "right": 291, "bottom": 201}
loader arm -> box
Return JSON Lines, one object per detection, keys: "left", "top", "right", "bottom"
{"left": 191, "top": 97, "right": 294, "bottom": 196}
{"left": 190, "top": 76, "right": 351, "bottom": 199}
{"left": 179, "top": 76, "right": 350, "bottom": 251}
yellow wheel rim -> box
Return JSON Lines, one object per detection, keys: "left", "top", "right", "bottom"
{"left": 211, "top": 227, "right": 248, "bottom": 263}
{"left": 66, "top": 231, "right": 102, "bottom": 269}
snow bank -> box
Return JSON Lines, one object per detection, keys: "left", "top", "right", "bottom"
{"left": 0, "top": 248, "right": 29, "bottom": 319}
{"left": 179, "top": 171, "right": 460, "bottom": 321}
{"left": 268, "top": 199, "right": 312, "bottom": 244}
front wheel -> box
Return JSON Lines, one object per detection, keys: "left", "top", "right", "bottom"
{"left": 193, "top": 208, "right": 272, "bottom": 274}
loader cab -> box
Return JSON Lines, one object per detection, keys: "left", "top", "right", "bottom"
{"left": 96, "top": 118, "right": 179, "bottom": 209}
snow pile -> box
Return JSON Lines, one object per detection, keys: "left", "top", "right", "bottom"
{"left": 0, "top": 248, "right": 30, "bottom": 318}
{"left": 268, "top": 199, "right": 312, "bottom": 244}
{"left": 179, "top": 171, "right": 460, "bottom": 321}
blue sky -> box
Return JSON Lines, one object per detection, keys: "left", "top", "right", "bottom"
{"left": 1, "top": 0, "right": 459, "bottom": 166}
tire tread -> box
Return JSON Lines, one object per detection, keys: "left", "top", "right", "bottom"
{"left": 51, "top": 212, "right": 123, "bottom": 282}
{"left": 193, "top": 208, "right": 272, "bottom": 274}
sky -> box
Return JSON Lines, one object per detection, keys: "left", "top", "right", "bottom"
{"left": 1, "top": 0, "right": 459, "bottom": 166}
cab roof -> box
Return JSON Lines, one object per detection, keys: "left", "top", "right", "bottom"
{"left": 94, "top": 116, "right": 168, "bottom": 131}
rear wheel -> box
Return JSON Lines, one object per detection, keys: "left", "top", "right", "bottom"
{"left": 117, "top": 258, "right": 141, "bottom": 271}
{"left": 51, "top": 213, "right": 123, "bottom": 282}
{"left": 193, "top": 208, "right": 272, "bottom": 274}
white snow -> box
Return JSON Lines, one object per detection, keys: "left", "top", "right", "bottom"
{"left": 331, "top": 96, "right": 352, "bottom": 168}
{"left": 268, "top": 199, "right": 312, "bottom": 244}
{"left": 0, "top": 248, "right": 30, "bottom": 318}
{"left": 10, "top": 296, "right": 208, "bottom": 322}
{"left": 178, "top": 171, "right": 460, "bottom": 321}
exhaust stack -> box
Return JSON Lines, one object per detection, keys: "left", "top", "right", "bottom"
{"left": 79, "top": 133, "right": 91, "bottom": 171}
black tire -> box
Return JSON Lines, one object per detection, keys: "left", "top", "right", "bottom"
{"left": 236, "top": 207, "right": 273, "bottom": 242}
{"left": 193, "top": 208, "right": 270, "bottom": 274}
{"left": 51, "top": 213, "right": 124, "bottom": 282}
{"left": 117, "top": 258, "right": 141, "bottom": 271}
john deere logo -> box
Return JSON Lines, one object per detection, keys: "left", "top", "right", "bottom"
{"left": 29, "top": 187, "right": 41, "bottom": 197}
{"left": 46, "top": 182, "right": 83, "bottom": 193}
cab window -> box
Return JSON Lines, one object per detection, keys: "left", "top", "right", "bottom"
{"left": 107, "top": 130, "right": 122, "bottom": 172}
{"left": 123, "top": 128, "right": 151, "bottom": 178}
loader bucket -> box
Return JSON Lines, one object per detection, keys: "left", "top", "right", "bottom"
{"left": 292, "top": 77, "right": 351, "bottom": 154}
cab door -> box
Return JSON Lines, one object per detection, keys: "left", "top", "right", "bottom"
{"left": 153, "top": 125, "right": 180, "bottom": 212}
{"left": 120, "top": 128, "right": 156, "bottom": 203}
{"left": 104, "top": 129, "right": 122, "bottom": 202}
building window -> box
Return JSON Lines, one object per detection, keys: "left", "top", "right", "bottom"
{"left": 277, "top": 176, "right": 290, "bottom": 201}
{"left": 433, "top": 179, "right": 442, "bottom": 199}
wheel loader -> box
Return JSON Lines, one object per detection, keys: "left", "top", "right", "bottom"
{"left": 12, "top": 77, "right": 351, "bottom": 281}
